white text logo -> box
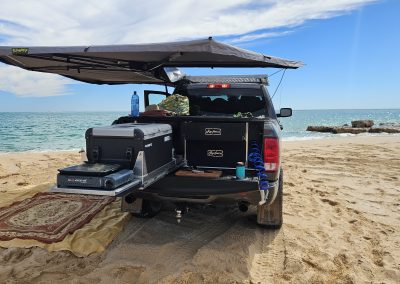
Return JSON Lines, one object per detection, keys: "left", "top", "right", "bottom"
{"left": 205, "top": 128, "right": 222, "bottom": 135}
{"left": 207, "top": 149, "right": 224, "bottom": 158}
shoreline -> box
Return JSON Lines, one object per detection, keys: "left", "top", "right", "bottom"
{"left": 283, "top": 134, "right": 400, "bottom": 144}
{"left": 1, "top": 133, "right": 399, "bottom": 154}
{"left": 0, "top": 149, "right": 81, "bottom": 155}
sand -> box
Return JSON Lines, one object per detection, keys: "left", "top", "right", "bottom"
{"left": 0, "top": 136, "right": 399, "bottom": 283}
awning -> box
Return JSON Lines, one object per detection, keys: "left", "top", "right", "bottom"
{"left": 0, "top": 38, "right": 303, "bottom": 85}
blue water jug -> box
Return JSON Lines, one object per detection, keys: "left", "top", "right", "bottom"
{"left": 236, "top": 162, "right": 245, "bottom": 180}
{"left": 131, "top": 91, "right": 139, "bottom": 117}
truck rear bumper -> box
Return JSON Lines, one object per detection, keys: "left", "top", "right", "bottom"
{"left": 129, "top": 175, "right": 279, "bottom": 205}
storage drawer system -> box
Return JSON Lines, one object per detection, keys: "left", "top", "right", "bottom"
{"left": 182, "top": 122, "right": 248, "bottom": 169}
{"left": 52, "top": 123, "right": 182, "bottom": 196}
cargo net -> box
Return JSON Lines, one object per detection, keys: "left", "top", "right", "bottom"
{"left": 248, "top": 141, "right": 269, "bottom": 204}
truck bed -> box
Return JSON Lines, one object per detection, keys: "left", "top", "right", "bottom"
{"left": 114, "top": 115, "right": 266, "bottom": 159}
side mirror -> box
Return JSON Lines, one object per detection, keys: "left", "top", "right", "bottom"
{"left": 277, "top": 108, "right": 292, "bottom": 118}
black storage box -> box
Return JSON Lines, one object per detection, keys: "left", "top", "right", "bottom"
{"left": 182, "top": 122, "right": 247, "bottom": 168}
{"left": 85, "top": 123, "right": 173, "bottom": 172}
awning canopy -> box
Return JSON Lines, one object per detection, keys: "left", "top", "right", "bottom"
{"left": 0, "top": 38, "right": 303, "bottom": 85}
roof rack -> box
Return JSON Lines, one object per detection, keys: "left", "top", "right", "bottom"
{"left": 184, "top": 74, "right": 268, "bottom": 85}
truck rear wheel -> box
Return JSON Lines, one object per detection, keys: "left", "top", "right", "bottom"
{"left": 256, "top": 169, "right": 283, "bottom": 229}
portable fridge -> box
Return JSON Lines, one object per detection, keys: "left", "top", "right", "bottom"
{"left": 85, "top": 123, "right": 173, "bottom": 172}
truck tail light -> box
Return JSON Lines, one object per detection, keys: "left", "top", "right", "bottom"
{"left": 263, "top": 137, "right": 279, "bottom": 172}
{"left": 207, "top": 83, "right": 230, "bottom": 88}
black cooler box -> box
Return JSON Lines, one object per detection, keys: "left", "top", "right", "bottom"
{"left": 85, "top": 123, "right": 173, "bottom": 172}
{"left": 182, "top": 122, "right": 247, "bottom": 168}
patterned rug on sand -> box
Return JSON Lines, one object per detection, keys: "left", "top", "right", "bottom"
{"left": 0, "top": 192, "right": 115, "bottom": 243}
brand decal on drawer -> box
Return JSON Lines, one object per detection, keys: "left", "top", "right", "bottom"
{"left": 207, "top": 149, "right": 224, "bottom": 158}
{"left": 205, "top": 128, "right": 222, "bottom": 136}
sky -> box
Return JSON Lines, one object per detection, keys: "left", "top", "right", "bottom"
{"left": 0, "top": 0, "right": 399, "bottom": 112}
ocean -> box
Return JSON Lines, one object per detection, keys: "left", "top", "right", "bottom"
{"left": 0, "top": 109, "right": 399, "bottom": 152}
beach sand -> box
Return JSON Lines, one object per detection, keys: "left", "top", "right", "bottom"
{"left": 0, "top": 136, "right": 399, "bottom": 283}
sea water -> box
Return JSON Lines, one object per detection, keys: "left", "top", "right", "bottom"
{"left": 0, "top": 112, "right": 126, "bottom": 152}
{"left": 281, "top": 109, "right": 400, "bottom": 141}
{"left": 0, "top": 109, "right": 399, "bottom": 152}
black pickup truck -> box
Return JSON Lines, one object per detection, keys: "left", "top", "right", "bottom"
{"left": 112, "top": 75, "right": 292, "bottom": 228}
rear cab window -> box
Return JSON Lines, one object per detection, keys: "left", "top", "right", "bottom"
{"left": 177, "top": 84, "right": 270, "bottom": 117}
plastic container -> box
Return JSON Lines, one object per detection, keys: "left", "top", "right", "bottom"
{"left": 236, "top": 162, "right": 245, "bottom": 180}
{"left": 131, "top": 91, "right": 140, "bottom": 117}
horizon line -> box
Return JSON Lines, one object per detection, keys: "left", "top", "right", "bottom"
{"left": 0, "top": 108, "right": 399, "bottom": 113}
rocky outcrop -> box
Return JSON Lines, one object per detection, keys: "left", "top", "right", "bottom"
{"left": 306, "top": 126, "right": 335, "bottom": 133}
{"left": 351, "top": 120, "right": 374, "bottom": 128}
{"left": 369, "top": 128, "right": 400, "bottom": 133}
{"left": 370, "top": 122, "right": 400, "bottom": 133}
{"left": 307, "top": 121, "right": 400, "bottom": 135}
{"left": 379, "top": 122, "right": 397, "bottom": 127}
{"left": 332, "top": 127, "right": 368, "bottom": 134}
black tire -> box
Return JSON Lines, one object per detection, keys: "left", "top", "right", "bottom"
{"left": 257, "top": 169, "right": 283, "bottom": 229}
{"left": 132, "top": 199, "right": 162, "bottom": 218}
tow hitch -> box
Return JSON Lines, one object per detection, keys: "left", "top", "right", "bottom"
{"left": 174, "top": 205, "right": 191, "bottom": 223}
{"left": 175, "top": 209, "right": 182, "bottom": 223}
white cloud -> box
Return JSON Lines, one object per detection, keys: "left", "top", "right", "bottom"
{"left": 0, "top": 65, "right": 72, "bottom": 97}
{"left": 0, "top": 0, "right": 376, "bottom": 97}
{"left": 230, "top": 31, "right": 293, "bottom": 43}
